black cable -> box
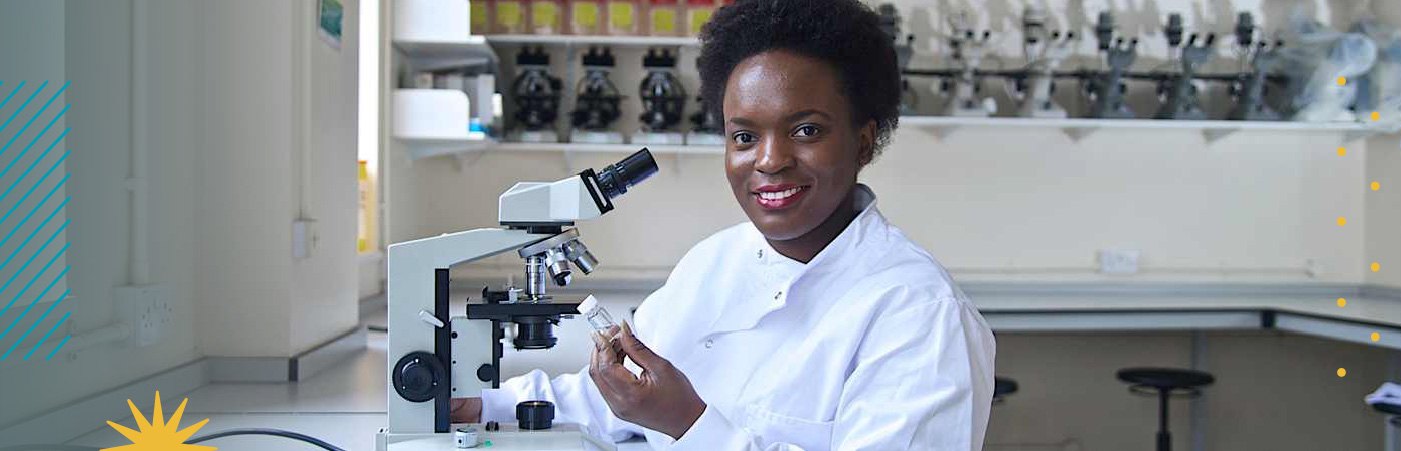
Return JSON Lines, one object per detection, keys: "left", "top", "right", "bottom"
{"left": 187, "top": 428, "right": 347, "bottom": 451}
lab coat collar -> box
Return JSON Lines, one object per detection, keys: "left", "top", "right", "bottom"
{"left": 708, "top": 185, "right": 888, "bottom": 336}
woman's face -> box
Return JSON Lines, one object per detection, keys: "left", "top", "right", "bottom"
{"left": 723, "top": 50, "right": 874, "bottom": 242}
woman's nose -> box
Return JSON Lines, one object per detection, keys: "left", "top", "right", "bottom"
{"left": 753, "top": 136, "right": 796, "bottom": 174}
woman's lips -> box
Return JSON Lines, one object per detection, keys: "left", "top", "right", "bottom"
{"left": 753, "top": 185, "right": 809, "bottom": 210}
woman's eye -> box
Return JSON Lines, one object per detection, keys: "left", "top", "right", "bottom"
{"left": 732, "top": 132, "right": 756, "bottom": 144}
{"left": 794, "top": 125, "right": 821, "bottom": 137}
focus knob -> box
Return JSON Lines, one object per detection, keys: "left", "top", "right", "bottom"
{"left": 393, "top": 351, "right": 445, "bottom": 403}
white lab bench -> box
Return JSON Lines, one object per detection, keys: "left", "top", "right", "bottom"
{"left": 965, "top": 283, "right": 1401, "bottom": 351}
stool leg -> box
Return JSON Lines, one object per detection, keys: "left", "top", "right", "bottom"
{"left": 1158, "top": 390, "right": 1171, "bottom": 451}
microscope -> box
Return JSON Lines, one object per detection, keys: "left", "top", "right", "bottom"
{"left": 510, "top": 46, "right": 565, "bottom": 143}
{"left": 377, "top": 149, "right": 659, "bottom": 451}
{"left": 1084, "top": 11, "right": 1138, "bottom": 119}
{"left": 878, "top": 3, "right": 918, "bottom": 114}
{"left": 938, "top": 12, "right": 997, "bottom": 117}
{"left": 571, "top": 47, "right": 626, "bottom": 144}
{"left": 1011, "top": 5, "right": 1076, "bottom": 118}
{"left": 1152, "top": 14, "right": 1216, "bottom": 120}
{"left": 634, "top": 48, "right": 688, "bottom": 145}
{"left": 686, "top": 96, "right": 725, "bottom": 146}
{"left": 1227, "top": 12, "right": 1284, "bottom": 121}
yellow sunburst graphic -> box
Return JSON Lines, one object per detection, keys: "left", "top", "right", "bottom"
{"left": 101, "top": 391, "right": 215, "bottom": 451}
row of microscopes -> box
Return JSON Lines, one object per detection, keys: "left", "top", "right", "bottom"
{"left": 509, "top": 46, "right": 723, "bottom": 146}
{"left": 882, "top": 5, "right": 1401, "bottom": 123}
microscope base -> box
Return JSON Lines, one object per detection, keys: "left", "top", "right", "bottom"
{"left": 512, "top": 130, "right": 562, "bottom": 143}
{"left": 942, "top": 98, "right": 997, "bottom": 118}
{"left": 377, "top": 424, "right": 615, "bottom": 451}
{"left": 633, "top": 131, "right": 686, "bottom": 145}
{"left": 685, "top": 132, "right": 726, "bottom": 146}
{"left": 571, "top": 130, "right": 627, "bottom": 144}
{"left": 1018, "top": 103, "right": 1069, "bottom": 119}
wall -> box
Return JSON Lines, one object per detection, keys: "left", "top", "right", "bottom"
{"left": 290, "top": 0, "right": 362, "bottom": 354}
{"left": 0, "top": 0, "right": 360, "bottom": 432}
{"left": 196, "top": 0, "right": 361, "bottom": 358}
{"left": 0, "top": 0, "right": 72, "bottom": 430}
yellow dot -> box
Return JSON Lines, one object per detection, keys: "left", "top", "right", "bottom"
{"left": 1372, "top": 332, "right": 1381, "bottom": 342}
{"left": 1373, "top": 181, "right": 1382, "bottom": 191}
{"left": 1372, "top": 111, "right": 1382, "bottom": 122}
{"left": 1338, "top": 297, "right": 1348, "bottom": 307}
{"left": 1338, "top": 146, "right": 1348, "bottom": 157}
{"left": 1337, "top": 216, "right": 1347, "bottom": 226}
{"left": 1338, "top": 367, "right": 1347, "bottom": 378}
{"left": 1337, "top": 76, "right": 1347, "bottom": 86}
{"left": 1374, "top": 262, "right": 1383, "bottom": 272}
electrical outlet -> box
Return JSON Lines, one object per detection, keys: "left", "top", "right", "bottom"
{"left": 115, "top": 285, "right": 171, "bottom": 347}
{"left": 293, "top": 219, "right": 317, "bottom": 259}
{"left": 1098, "top": 249, "right": 1141, "bottom": 275}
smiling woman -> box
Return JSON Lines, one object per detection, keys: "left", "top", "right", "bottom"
{"left": 458, "top": 1, "right": 996, "bottom": 449}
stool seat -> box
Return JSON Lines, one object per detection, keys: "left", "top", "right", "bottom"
{"left": 1117, "top": 367, "right": 1215, "bottom": 390}
{"left": 994, "top": 377, "right": 1019, "bottom": 398}
{"left": 1116, "top": 367, "right": 1216, "bottom": 451}
{"left": 1374, "top": 402, "right": 1401, "bottom": 416}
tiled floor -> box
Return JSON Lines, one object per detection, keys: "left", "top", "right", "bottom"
{"left": 66, "top": 322, "right": 391, "bottom": 450}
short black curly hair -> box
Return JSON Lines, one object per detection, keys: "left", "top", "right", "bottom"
{"left": 697, "top": 0, "right": 902, "bottom": 154}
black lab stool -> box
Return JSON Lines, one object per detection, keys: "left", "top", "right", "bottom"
{"left": 993, "top": 377, "right": 1019, "bottom": 404}
{"left": 1117, "top": 367, "right": 1215, "bottom": 451}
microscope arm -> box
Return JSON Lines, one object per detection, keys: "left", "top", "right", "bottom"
{"left": 387, "top": 228, "right": 554, "bottom": 434}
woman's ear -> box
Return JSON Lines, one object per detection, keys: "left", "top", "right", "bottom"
{"left": 857, "top": 120, "right": 877, "bottom": 167}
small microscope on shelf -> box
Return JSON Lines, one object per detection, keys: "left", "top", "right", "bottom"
{"left": 634, "top": 48, "right": 688, "bottom": 145}
{"left": 686, "top": 96, "right": 725, "bottom": 146}
{"left": 1010, "top": 5, "right": 1077, "bottom": 118}
{"left": 509, "top": 46, "right": 565, "bottom": 143}
{"left": 378, "top": 149, "right": 659, "bottom": 451}
{"left": 570, "top": 47, "right": 626, "bottom": 144}
{"left": 938, "top": 12, "right": 997, "bottom": 117}
{"left": 1084, "top": 11, "right": 1138, "bottom": 119}
{"left": 1227, "top": 12, "right": 1284, "bottom": 121}
{"left": 877, "top": 3, "right": 918, "bottom": 114}
{"left": 1152, "top": 13, "right": 1216, "bottom": 120}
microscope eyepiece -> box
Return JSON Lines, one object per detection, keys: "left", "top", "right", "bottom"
{"left": 596, "top": 148, "right": 659, "bottom": 200}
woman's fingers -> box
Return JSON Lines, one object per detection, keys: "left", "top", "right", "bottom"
{"left": 616, "top": 321, "right": 665, "bottom": 372}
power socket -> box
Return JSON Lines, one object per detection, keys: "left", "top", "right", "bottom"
{"left": 115, "top": 285, "right": 171, "bottom": 347}
{"left": 1098, "top": 249, "right": 1141, "bottom": 275}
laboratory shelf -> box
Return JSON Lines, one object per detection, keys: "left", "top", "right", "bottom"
{"left": 484, "top": 34, "right": 701, "bottom": 48}
{"left": 492, "top": 142, "right": 721, "bottom": 154}
{"left": 393, "top": 36, "right": 497, "bottom": 71}
{"left": 391, "top": 0, "right": 496, "bottom": 70}
{"left": 900, "top": 115, "right": 1396, "bottom": 143}
{"left": 401, "top": 135, "right": 495, "bottom": 160}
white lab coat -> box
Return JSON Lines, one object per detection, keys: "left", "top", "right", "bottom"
{"left": 482, "top": 185, "right": 996, "bottom": 450}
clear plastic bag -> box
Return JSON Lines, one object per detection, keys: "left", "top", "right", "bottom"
{"left": 1351, "top": 19, "right": 1401, "bottom": 124}
{"left": 1274, "top": 11, "right": 1378, "bottom": 122}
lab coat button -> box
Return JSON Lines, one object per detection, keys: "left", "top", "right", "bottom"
{"left": 757, "top": 249, "right": 763, "bottom": 259}
{"left": 704, "top": 339, "right": 714, "bottom": 349}
{"left": 774, "top": 291, "right": 782, "bottom": 300}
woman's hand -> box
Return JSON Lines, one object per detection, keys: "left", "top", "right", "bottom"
{"left": 588, "top": 322, "right": 706, "bottom": 439}
{"left": 450, "top": 397, "right": 482, "bottom": 423}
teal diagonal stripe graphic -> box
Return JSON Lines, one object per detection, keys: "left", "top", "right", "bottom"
{"left": 0, "top": 80, "right": 69, "bottom": 366}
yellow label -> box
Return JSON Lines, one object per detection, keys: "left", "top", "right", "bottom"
{"left": 497, "top": 0, "right": 523, "bottom": 27}
{"left": 651, "top": 9, "right": 677, "bottom": 34}
{"left": 689, "top": 9, "right": 713, "bottom": 35}
{"left": 470, "top": 2, "right": 489, "bottom": 32}
{"left": 573, "top": 2, "right": 600, "bottom": 28}
{"left": 532, "top": 3, "right": 559, "bottom": 28}
{"left": 609, "top": 2, "right": 635, "bottom": 29}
